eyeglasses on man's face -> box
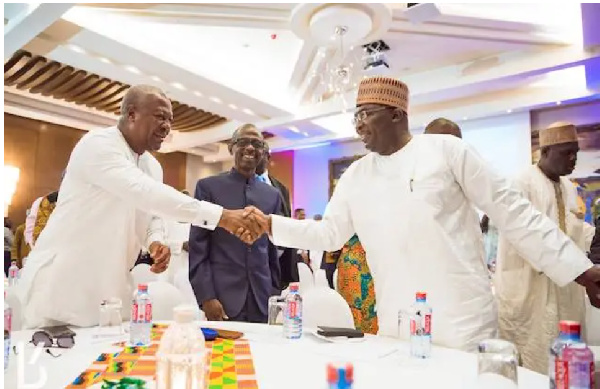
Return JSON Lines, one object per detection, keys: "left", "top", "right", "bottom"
{"left": 234, "top": 137, "right": 266, "bottom": 150}
{"left": 351, "top": 106, "right": 398, "bottom": 126}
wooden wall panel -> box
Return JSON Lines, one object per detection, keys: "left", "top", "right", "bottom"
{"left": 268, "top": 150, "right": 294, "bottom": 207}
{"left": 4, "top": 114, "right": 187, "bottom": 227}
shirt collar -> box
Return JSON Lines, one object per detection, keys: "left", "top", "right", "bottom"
{"left": 230, "top": 168, "right": 257, "bottom": 184}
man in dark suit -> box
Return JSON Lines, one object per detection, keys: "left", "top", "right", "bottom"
{"left": 255, "top": 144, "right": 299, "bottom": 287}
{"left": 189, "top": 124, "right": 281, "bottom": 323}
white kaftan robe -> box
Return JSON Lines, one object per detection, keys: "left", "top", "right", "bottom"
{"left": 495, "top": 165, "right": 595, "bottom": 374}
{"left": 271, "top": 135, "right": 593, "bottom": 352}
{"left": 18, "top": 127, "right": 223, "bottom": 328}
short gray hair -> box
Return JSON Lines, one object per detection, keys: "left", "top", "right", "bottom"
{"left": 119, "top": 85, "right": 168, "bottom": 118}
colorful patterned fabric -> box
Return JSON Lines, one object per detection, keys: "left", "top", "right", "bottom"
{"left": 11, "top": 223, "right": 30, "bottom": 267}
{"left": 33, "top": 196, "right": 56, "bottom": 245}
{"left": 67, "top": 324, "right": 258, "bottom": 389}
{"left": 336, "top": 235, "right": 378, "bottom": 334}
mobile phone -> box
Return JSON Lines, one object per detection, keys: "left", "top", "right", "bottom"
{"left": 317, "top": 326, "right": 364, "bottom": 338}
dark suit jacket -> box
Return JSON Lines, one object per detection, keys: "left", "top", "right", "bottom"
{"left": 590, "top": 220, "right": 600, "bottom": 265}
{"left": 268, "top": 175, "right": 299, "bottom": 285}
{"left": 189, "top": 169, "right": 281, "bottom": 318}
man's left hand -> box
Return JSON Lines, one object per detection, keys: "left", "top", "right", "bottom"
{"left": 149, "top": 241, "right": 171, "bottom": 274}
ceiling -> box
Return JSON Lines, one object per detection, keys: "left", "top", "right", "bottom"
{"left": 4, "top": 3, "right": 600, "bottom": 162}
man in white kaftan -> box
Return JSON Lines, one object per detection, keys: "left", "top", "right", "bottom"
{"left": 246, "top": 77, "right": 600, "bottom": 352}
{"left": 18, "top": 86, "right": 263, "bottom": 329}
{"left": 495, "top": 122, "right": 596, "bottom": 373}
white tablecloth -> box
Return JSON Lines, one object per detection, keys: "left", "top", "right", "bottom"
{"left": 4, "top": 321, "right": 548, "bottom": 388}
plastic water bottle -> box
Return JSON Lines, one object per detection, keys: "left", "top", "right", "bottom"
{"left": 562, "top": 333, "right": 595, "bottom": 389}
{"left": 283, "top": 282, "right": 302, "bottom": 339}
{"left": 550, "top": 321, "right": 581, "bottom": 388}
{"left": 7, "top": 261, "right": 19, "bottom": 287}
{"left": 410, "top": 291, "right": 432, "bottom": 359}
{"left": 4, "top": 291, "right": 12, "bottom": 370}
{"left": 157, "top": 305, "right": 206, "bottom": 389}
{"left": 130, "top": 284, "right": 152, "bottom": 346}
{"left": 327, "top": 362, "right": 354, "bottom": 389}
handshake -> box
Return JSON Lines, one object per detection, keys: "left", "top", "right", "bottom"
{"left": 217, "top": 206, "right": 271, "bottom": 244}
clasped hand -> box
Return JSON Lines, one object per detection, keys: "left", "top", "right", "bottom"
{"left": 217, "top": 206, "right": 270, "bottom": 244}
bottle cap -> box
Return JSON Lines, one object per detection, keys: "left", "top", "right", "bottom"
{"left": 416, "top": 292, "right": 427, "bottom": 301}
{"left": 138, "top": 284, "right": 148, "bottom": 292}
{"left": 173, "top": 305, "right": 195, "bottom": 324}
{"left": 558, "top": 320, "right": 580, "bottom": 336}
{"left": 289, "top": 282, "right": 299, "bottom": 292}
{"left": 327, "top": 363, "right": 354, "bottom": 387}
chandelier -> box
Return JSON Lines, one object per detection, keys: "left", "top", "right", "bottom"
{"left": 290, "top": 4, "right": 394, "bottom": 110}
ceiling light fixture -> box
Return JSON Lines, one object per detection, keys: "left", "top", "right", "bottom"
{"left": 289, "top": 126, "right": 301, "bottom": 133}
{"left": 242, "top": 108, "right": 255, "bottom": 115}
{"left": 462, "top": 116, "right": 468, "bottom": 120}
{"left": 124, "top": 65, "right": 141, "bottom": 74}
{"left": 151, "top": 75, "right": 162, "bottom": 82}
{"left": 193, "top": 91, "right": 203, "bottom": 97}
{"left": 99, "top": 57, "right": 111, "bottom": 64}
{"left": 302, "top": 132, "right": 310, "bottom": 136}
{"left": 68, "top": 44, "right": 85, "bottom": 54}
{"left": 171, "top": 82, "right": 185, "bottom": 90}
{"left": 506, "top": 109, "right": 513, "bottom": 113}
{"left": 556, "top": 101, "right": 562, "bottom": 105}
{"left": 228, "top": 103, "right": 238, "bottom": 110}
{"left": 209, "top": 96, "right": 222, "bottom": 104}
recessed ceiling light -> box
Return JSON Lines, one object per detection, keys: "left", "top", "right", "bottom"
{"left": 302, "top": 132, "right": 309, "bottom": 136}
{"left": 68, "top": 44, "right": 85, "bottom": 54}
{"left": 171, "top": 82, "right": 185, "bottom": 90}
{"left": 506, "top": 109, "right": 513, "bottom": 113}
{"left": 124, "top": 65, "right": 141, "bottom": 74}
{"left": 151, "top": 75, "right": 162, "bottom": 82}
{"left": 228, "top": 103, "right": 238, "bottom": 110}
{"left": 243, "top": 108, "right": 255, "bottom": 115}
{"left": 99, "top": 57, "right": 111, "bottom": 64}
{"left": 193, "top": 91, "right": 203, "bottom": 97}
{"left": 462, "top": 116, "right": 468, "bottom": 120}
{"left": 209, "top": 96, "right": 222, "bottom": 104}
{"left": 289, "top": 126, "right": 300, "bottom": 133}
{"left": 556, "top": 101, "right": 562, "bottom": 105}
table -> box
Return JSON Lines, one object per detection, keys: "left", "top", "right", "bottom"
{"left": 4, "top": 321, "right": 548, "bottom": 388}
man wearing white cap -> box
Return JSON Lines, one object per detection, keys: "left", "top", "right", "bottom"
{"left": 244, "top": 77, "right": 600, "bottom": 353}
{"left": 495, "top": 122, "right": 596, "bottom": 373}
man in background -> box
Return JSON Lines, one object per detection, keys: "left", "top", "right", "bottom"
{"left": 495, "top": 121, "right": 596, "bottom": 373}
{"left": 189, "top": 124, "right": 281, "bottom": 323}
{"left": 255, "top": 144, "right": 298, "bottom": 287}
{"left": 424, "top": 117, "right": 462, "bottom": 138}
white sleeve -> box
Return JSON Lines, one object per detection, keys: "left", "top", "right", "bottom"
{"left": 447, "top": 138, "right": 592, "bottom": 287}
{"left": 24, "top": 197, "right": 42, "bottom": 246}
{"left": 70, "top": 133, "right": 223, "bottom": 230}
{"left": 271, "top": 165, "right": 355, "bottom": 252}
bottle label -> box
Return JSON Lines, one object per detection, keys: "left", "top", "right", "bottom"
{"left": 424, "top": 314, "right": 431, "bottom": 335}
{"left": 132, "top": 303, "right": 138, "bottom": 322}
{"left": 410, "top": 314, "right": 431, "bottom": 336}
{"left": 132, "top": 302, "right": 152, "bottom": 323}
{"left": 288, "top": 301, "right": 297, "bottom": 318}
{"left": 144, "top": 303, "right": 152, "bottom": 322}
{"left": 555, "top": 358, "right": 569, "bottom": 389}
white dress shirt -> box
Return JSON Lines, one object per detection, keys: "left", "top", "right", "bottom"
{"left": 270, "top": 134, "right": 593, "bottom": 352}
{"left": 19, "top": 126, "right": 223, "bottom": 328}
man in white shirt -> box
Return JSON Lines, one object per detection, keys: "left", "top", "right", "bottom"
{"left": 245, "top": 76, "right": 600, "bottom": 352}
{"left": 495, "top": 122, "right": 596, "bottom": 373}
{"left": 19, "top": 85, "right": 263, "bottom": 328}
